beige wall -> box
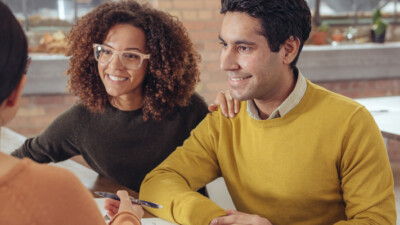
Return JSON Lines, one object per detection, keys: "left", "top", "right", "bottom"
{"left": 149, "top": 0, "right": 227, "bottom": 102}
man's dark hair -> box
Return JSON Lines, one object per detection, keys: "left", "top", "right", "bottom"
{"left": 221, "top": 0, "right": 311, "bottom": 68}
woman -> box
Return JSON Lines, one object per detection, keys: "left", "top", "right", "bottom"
{"left": 11, "top": 0, "right": 233, "bottom": 192}
{"left": 0, "top": 2, "right": 142, "bottom": 224}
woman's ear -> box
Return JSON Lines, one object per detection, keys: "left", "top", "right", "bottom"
{"left": 0, "top": 75, "right": 27, "bottom": 125}
{"left": 5, "top": 75, "right": 27, "bottom": 107}
{"left": 282, "top": 36, "right": 300, "bottom": 65}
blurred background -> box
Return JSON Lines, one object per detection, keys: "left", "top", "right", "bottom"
{"left": 1, "top": 0, "right": 399, "bottom": 136}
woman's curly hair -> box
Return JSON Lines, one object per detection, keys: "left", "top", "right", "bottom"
{"left": 66, "top": 0, "right": 201, "bottom": 121}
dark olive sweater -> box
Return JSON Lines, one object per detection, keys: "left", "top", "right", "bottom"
{"left": 12, "top": 93, "right": 208, "bottom": 192}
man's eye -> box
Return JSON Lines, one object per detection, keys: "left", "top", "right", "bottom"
{"left": 238, "top": 46, "right": 251, "bottom": 52}
{"left": 219, "top": 41, "right": 227, "bottom": 48}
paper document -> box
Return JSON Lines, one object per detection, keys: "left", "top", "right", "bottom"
{"left": 142, "top": 218, "right": 177, "bottom": 225}
{"left": 94, "top": 198, "right": 177, "bottom": 224}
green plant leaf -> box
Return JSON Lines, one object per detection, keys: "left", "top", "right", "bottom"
{"left": 318, "top": 22, "right": 329, "bottom": 32}
{"left": 374, "top": 19, "right": 387, "bottom": 36}
{"left": 372, "top": 8, "right": 381, "bottom": 24}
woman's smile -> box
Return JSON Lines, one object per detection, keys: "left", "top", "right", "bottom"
{"left": 106, "top": 73, "right": 129, "bottom": 82}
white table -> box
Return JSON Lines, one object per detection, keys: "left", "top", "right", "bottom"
{"left": 0, "top": 127, "right": 26, "bottom": 154}
{"left": 355, "top": 96, "right": 400, "bottom": 138}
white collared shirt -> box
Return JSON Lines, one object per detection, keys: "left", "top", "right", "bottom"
{"left": 247, "top": 70, "right": 307, "bottom": 120}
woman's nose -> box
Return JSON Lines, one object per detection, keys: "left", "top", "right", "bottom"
{"left": 108, "top": 53, "right": 125, "bottom": 70}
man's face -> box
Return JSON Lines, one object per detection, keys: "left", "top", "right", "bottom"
{"left": 219, "top": 12, "right": 286, "bottom": 102}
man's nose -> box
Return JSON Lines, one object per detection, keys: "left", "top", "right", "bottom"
{"left": 220, "top": 48, "right": 239, "bottom": 71}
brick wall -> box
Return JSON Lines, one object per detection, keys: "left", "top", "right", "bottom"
{"left": 5, "top": 0, "right": 400, "bottom": 164}
{"left": 388, "top": 138, "right": 400, "bottom": 165}
{"left": 6, "top": 95, "right": 77, "bottom": 138}
{"left": 151, "top": 0, "right": 226, "bottom": 102}
{"left": 317, "top": 78, "right": 400, "bottom": 99}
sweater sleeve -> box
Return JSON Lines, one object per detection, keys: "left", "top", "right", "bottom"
{"left": 140, "top": 111, "right": 226, "bottom": 225}
{"left": 334, "top": 106, "right": 396, "bottom": 224}
{"left": 109, "top": 211, "right": 141, "bottom": 225}
{"left": 11, "top": 105, "right": 82, "bottom": 162}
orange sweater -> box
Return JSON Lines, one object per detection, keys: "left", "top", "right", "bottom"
{"left": 0, "top": 158, "right": 140, "bottom": 225}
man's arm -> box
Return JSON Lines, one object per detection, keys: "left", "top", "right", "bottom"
{"left": 335, "top": 106, "right": 396, "bottom": 224}
{"left": 210, "top": 209, "right": 272, "bottom": 225}
{"left": 140, "top": 112, "right": 226, "bottom": 225}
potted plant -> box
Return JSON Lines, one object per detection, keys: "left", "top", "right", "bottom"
{"left": 312, "top": 22, "right": 329, "bottom": 45}
{"left": 331, "top": 29, "right": 344, "bottom": 43}
{"left": 371, "top": 7, "right": 388, "bottom": 43}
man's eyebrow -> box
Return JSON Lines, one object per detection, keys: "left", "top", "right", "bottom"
{"left": 218, "top": 35, "right": 256, "bottom": 45}
{"left": 218, "top": 35, "right": 225, "bottom": 42}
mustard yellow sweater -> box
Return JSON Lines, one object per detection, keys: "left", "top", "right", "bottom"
{"left": 140, "top": 81, "right": 396, "bottom": 225}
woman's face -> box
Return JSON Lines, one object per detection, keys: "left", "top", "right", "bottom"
{"left": 98, "top": 24, "right": 148, "bottom": 104}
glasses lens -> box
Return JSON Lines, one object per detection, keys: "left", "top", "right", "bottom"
{"left": 94, "top": 46, "right": 101, "bottom": 61}
{"left": 94, "top": 45, "right": 113, "bottom": 64}
{"left": 93, "top": 45, "right": 146, "bottom": 70}
{"left": 121, "top": 52, "right": 141, "bottom": 69}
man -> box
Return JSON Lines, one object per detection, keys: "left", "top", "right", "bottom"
{"left": 139, "top": 0, "right": 397, "bottom": 224}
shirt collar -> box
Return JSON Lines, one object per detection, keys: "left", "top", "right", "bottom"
{"left": 247, "top": 69, "right": 307, "bottom": 120}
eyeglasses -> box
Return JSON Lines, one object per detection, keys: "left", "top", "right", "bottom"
{"left": 93, "top": 44, "right": 150, "bottom": 70}
{"left": 23, "top": 56, "right": 31, "bottom": 75}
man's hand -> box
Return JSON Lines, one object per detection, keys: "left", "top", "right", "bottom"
{"left": 208, "top": 90, "right": 240, "bottom": 118}
{"left": 210, "top": 209, "right": 273, "bottom": 225}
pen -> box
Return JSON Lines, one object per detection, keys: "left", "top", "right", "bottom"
{"left": 95, "top": 191, "right": 163, "bottom": 209}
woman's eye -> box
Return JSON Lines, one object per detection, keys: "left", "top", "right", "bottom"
{"left": 101, "top": 49, "right": 112, "bottom": 55}
{"left": 124, "top": 53, "right": 140, "bottom": 59}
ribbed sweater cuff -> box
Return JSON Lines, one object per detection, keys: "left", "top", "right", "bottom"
{"left": 108, "top": 211, "right": 141, "bottom": 225}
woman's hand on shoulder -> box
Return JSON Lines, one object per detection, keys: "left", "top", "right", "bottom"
{"left": 208, "top": 90, "right": 240, "bottom": 118}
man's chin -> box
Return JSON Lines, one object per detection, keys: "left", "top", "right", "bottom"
{"left": 230, "top": 90, "right": 250, "bottom": 101}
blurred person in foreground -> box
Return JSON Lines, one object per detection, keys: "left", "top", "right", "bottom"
{"left": 11, "top": 0, "right": 238, "bottom": 193}
{"left": 0, "top": 2, "right": 143, "bottom": 224}
{"left": 135, "top": 0, "right": 396, "bottom": 224}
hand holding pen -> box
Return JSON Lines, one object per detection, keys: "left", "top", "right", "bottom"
{"left": 102, "top": 190, "right": 144, "bottom": 220}
{"left": 98, "top": 190, "right": 161, "bottom": 219}
{"left": 96, "top": 191, "right": 162, "bottom": 209}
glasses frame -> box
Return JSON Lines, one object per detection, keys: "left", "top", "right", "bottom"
{"left": 93, "top": 44, "right": 150, "bottom": 70}
{"left": 23, "top": 56, "right": 31, "bottom": 75}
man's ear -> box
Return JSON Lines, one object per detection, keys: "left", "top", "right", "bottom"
{"left": 4, "top": 75, "right": 27, "bottom": 107}
{"left": 282, "top": 36, "right": 300, "bottom": 65}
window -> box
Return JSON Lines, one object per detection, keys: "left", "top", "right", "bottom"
{"left": 306, "top": 0, "right": 399, "bottom": 26}
{"left": 3, "top": 0, "right": 105, "bottom": 31}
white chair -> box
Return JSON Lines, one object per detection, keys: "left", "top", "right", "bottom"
{"left": 206, "top": 177, "right": 236, "bottom": 210}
